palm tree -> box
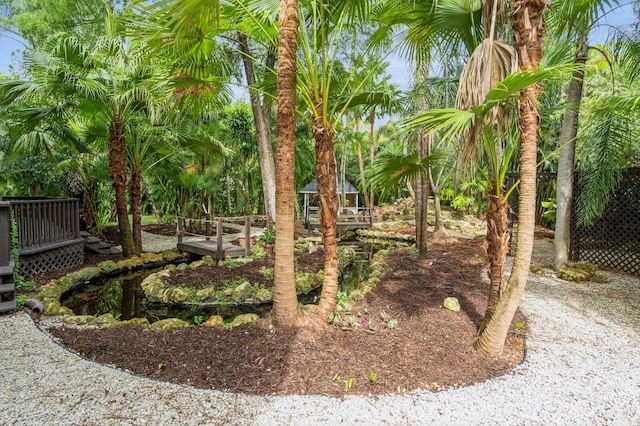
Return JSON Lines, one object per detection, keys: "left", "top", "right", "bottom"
{"left": 273, "top": 0, "right": 302, "bottom": 326}
{"left": 475, "top": 0, "right": 549, "bottom": 356}
{"left": 550, "top": 0, "right": 616, "bottom": 270}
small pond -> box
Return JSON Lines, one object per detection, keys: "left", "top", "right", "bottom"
{"left": 61, "top": 240, "right": 381, "bottom": 325}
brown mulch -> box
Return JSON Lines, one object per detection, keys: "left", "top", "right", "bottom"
{"left": 45, "top": 237, "right": 526, "bottom": 396}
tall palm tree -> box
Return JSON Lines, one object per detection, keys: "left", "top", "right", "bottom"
{"left": 475, "top": 0, "right": 549, "bottom": 356}
{"left": 550, "top": 0, "right": 616, "bottom": 270}
{"left": 273, "top": 0, "right": 302, "bottom": 326}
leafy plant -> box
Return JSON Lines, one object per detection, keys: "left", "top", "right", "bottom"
{"left": 157, "top": 362, "right": 165, "bottom": 370}
{"left": 193, "top": 315, "right": 204, "bottom": 325}
{"left": 259, "top": 266, "right": 273, "bottom": 281}
{"left": 336, "top": 291, "right": 348, "bottom": 305}
{"left": 541, "top": 197, "right": 557, "bottom": 223}
{"left": 9, "top": 214, "right": 26, "bottom": 288}
{"left": 16, "top": 294, "right": 28, "bottom": 308}
{"left": 369, "top": 371, "right": 378, "bottom": 385}
{"left": 344, "top": 378, "right": 354, "bottom": 392}
{"left": 16, "top": 280, "right": 36, "bottom": 292}
{"left": 260, "top": 228, "right": 275, "bottom": 245}
{"left": 410, "top": 247, "right": 419, "bottom": 260}
{"left": 380, "top": 310, "right": 398, "bottom": 329}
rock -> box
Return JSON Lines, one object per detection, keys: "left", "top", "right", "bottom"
{"left": 230, "top": 281, "right": 254, "bottom": 302}
{"left": 140, "top": 252, "right": 163, "bottom": 263}
{"left": 229, "top": 313, "right": 259, "bottom": 328}
{"left": 98, "top": 260, "right": 119, "bottom": 273}
{"left": 43, "top": 301, "right": 74, "bottom": 316}
{"left": 195, "top": 288, "right": 217, "bottom": 302}
{"left": 254, "top": 288, "right": 273, "bottom": 302}
{"left": 202, "top": 315, "right": 224, "bottom": 327}
{"left": 67, "top": 267, "right": 102, "bottom": 283}
{"left": 162, "top": 249, "right": 185, "bottom": 261}
{"left": 117, "top": 257, "right": 144, "bottom": 270}
{"left": 295, "top": 272, "right": 323, "bottom": 294}
{"left": 176, "top": 263, "right": 189, "bottom": 271}
{"left": 170, "top": 288, "right": 190, "bottom": 303}
{"left": 443, "top": 297, "right": 461, "bottom": 312}
{"left": 95, "top": 313, "right": 119, "bottom": 327}
{"left": 119, "top": 317, "right": 149, "bottom": 326}
{"left": 141, "top": 271, "right": 171, "bottom": 303}
{"left": 151, "top": 318, "right": 190, "bottom": 330}
{"left": 63, "top": 315, "right": 97, "bottom": 326}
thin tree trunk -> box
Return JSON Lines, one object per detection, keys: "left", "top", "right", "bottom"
{"left": 416, "top": 132, "right": 430, "bottom": 255}
{"left": 130, "top": 164, "right": 143, "bottom": 254}
{"left": 476, "top": 0, "right": 547, "bottom": 356}
{"left": 554, "top": 32, "right": 588, "bottom": 270}
{"left": 314, "top": 110, "right": 340, "bottom": 318}
{"left": 107, "top": 113, "right": 135, "bottom": 258}
{"left": 238, "top": 32, "right": 277, "bottom": 229}
{"left": 82, "top": 180, "right": 95, "bottom": 234}
{"left": 368, "top": 110, "right": 376, "bottom": 207}
{"left": 273, "top": 0, "right": 300, "bottom": 326}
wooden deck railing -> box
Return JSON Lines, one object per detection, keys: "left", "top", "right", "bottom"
{"left": 305, "top": 206, "right": 373, "bottom": 230}
{"left": 6, "top": 198, "right": 81, "bottom": 253}
{"left": 177, "top": 214, "right": 252, "bottom": 258}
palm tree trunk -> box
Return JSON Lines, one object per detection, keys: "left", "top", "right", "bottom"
{"left": 479, "top": 193, "right": 510, "bottom": 333}
{"left": 130, "top": 165, "right": 143, "bottom": 255}
{"left": 273, "top": 0, "right": 300, "bottom": 326}
{"left": 554, "top": 32, "right": 588, "bottom": 270}
{"left": 238, "top": 32, "right": 277, "bottom": 229}
{"left": 314, "top": 112, "right": 340, "bottom": 318}
{"left": 368, "top": 110, "right": 376, "bottom": 207}
{"left": 108, "top": 114, "right": 135, "bottom": 258}
{"left": 475, "top": 0, "right": 547, "bottom": 356}
{"left": 416, "top": 132, "right": 431, "bottom": 255}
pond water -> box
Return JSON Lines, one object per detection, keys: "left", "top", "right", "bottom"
{"left": 61, "top": 240, "right": 380, "bottom": 325}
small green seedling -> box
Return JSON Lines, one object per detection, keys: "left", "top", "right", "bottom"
{"left": 332, "top": 373, "right": 341, "bottom": 382}
{"left": 516, "top": 321, "right": 525, "bottom": 329}
{"left": 158, "top": 362, "right": 165, "bottom": 370}
{"left": 369, "top": 371, "right": 378, "bottom": 385}
{"left": 193, "top": 315, "right": 204, "bottom": 325}
{"left": 344, "top": 378, "right": 354, "bottom": 392}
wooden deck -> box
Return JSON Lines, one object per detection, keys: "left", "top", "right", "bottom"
{"left": 177, "top": 240, "right": 248, "bottom": 260}
{"left": 177, "top": 215, "right": 252, "bottom": 259}
{"left": 305, "top": 207, "right": 373, "bottom": 230}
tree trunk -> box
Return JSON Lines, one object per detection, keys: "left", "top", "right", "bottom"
{"left": 238, "top": 32, "right": 277, "bottom": 229}
{"left": 82, "top": 180, "right": 95, "bottom": 234}
{"left": 416, "top": 132, "right": 430, "bottom": 255}
{"left": 475, "top": 0, "right": 547, "bottom": 356}
{"left": 314, "top": 111, "right": 340, "bottom": 318}
{"left": 107, "top": 113, "right": 135, "bottom": 258}
{"left": 554, "top": 32, "right": 588, "bottom": 270}
{"left": 368, "top": 110, "right": 376, "bottom": 207}
{"left": 273, "top": 0, "right": 300, "bottom": 326}
{"left": 479, "top": 193, "right": 510, "bottom": 333}
{"left": 130, "top": 164, "right": 143, "bottom": 255}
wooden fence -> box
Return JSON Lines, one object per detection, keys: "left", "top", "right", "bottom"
{"left": 2, "top": 197, "right": 84, "bottom": 278}
{"left": 570, "top": 168, "right": 640, "bottom": 275}
{"left": 0, "top": 202, "right": 16, "bottom": 312}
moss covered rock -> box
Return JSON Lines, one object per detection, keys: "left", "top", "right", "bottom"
{"left": 43, "top": 301, "right": 74, "bottom": 316}
{"left": 230, "top": 313, "right": 259, "bottom": 328}
{"left": 119, "top": 317, "right": 150, "bottom": 326}
{"left": 230, "top": 281, "right": 254, "bottom": 302}
{"left": 63, "top": 315, "right": 98, "bottom": 326}
{"left": 98, "top": 260, "right": 119, "bottom": 274}
{"left": 203, "top": 315, "right": 224, "bottom": 327}
{"left": 195, "top": 288, "right": 217, "bottom": 302}
{"left": 558, "top": 261, "right": 603, "bottom": 282}
{"left": 170, "top": 288, "right": 190, "bottom": 303}
{"left": 151, "top": 318, "right": 190, "bottom": 329}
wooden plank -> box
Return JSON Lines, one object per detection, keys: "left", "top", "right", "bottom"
{"left": 0, "top": 300, "right": 17, "bottom": 312}
{"left": 177, "top": 240, "right": 247, "bottom": 260}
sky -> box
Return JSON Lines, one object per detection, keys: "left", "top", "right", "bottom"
{"left": 0, "top": 3, "right": 637, "bottom": 84}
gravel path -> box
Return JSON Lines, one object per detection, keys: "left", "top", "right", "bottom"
{"left": 1, "top": 241, "right": 639, "bottom": 425}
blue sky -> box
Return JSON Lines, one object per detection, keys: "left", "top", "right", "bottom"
{"left": 0, "top": 2, "right": 637, "bottom": 81}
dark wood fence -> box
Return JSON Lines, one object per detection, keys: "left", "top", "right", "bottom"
{"left": 570, "top": 168, "right": 640, "bottom": 275}
{"left": 2, "top": 197, "right": 84, "bottom": 278}
{"left": 0, "top": 202, "right": 16, "bottom": 312}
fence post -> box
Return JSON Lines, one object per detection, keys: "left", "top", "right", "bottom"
{"left": 216, "top": 218, "right": 223, "bottom": 258}
{"left": 244, "top": 216, "right": 251, "bottom": 257}
{"left": 0, "top": 201, "right": 16, "bottom": 312}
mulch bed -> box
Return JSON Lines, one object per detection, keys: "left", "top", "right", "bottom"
{"left": 46, "top": 237, "right": 526, "bottom": 396}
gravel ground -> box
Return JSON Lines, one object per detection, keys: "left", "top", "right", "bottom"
{"left": 1, "top": 240, "right": 639, "bottom": 425}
